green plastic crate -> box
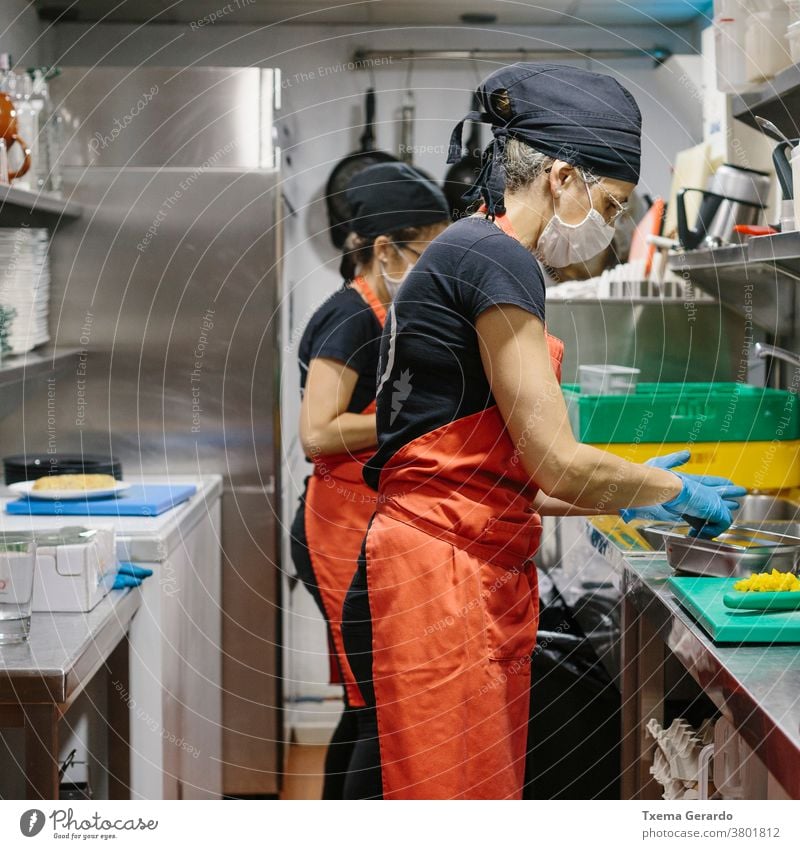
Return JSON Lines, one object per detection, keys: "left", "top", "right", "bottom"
{"left": 562, "top": 382, "right": 800, "bottom": 444}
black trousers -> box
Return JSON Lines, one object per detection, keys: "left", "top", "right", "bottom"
{"left": 290, "top": 487, "right": 372, "bottom": 800}
{"left": 340, "top": 534, "right": 383, "bottom": 799}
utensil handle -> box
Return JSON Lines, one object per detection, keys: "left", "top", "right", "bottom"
{"left": 6, "top": 133, "right": 31, "bottom": 181}
{"left": 360, "top": 88, "right": 377, "bottom": 152}
{"left": 722, "top": 591, "right": 800, "bottom": 611}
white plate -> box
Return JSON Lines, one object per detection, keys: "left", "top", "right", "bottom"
{"left": 9, "top": 480, "right": 131, "bottom": 501}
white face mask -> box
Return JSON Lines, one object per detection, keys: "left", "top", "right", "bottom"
{"left": 536, "top": 178, "right": 616, "bottom": 268}
{"left": 379, "top": 244, "right": 414, "bottom": 298}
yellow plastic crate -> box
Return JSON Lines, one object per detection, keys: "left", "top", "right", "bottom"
{"left": 592, "top": 440, "right": 800, "bottom": 491}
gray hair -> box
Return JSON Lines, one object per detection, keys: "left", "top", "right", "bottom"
{"left": 501, "top": 137, "right": 599, "bottom": 194}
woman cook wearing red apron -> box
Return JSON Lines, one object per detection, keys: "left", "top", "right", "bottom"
{"left": 341, "top": 64, "right": 746, "bottom": 799}
{"left": 290, "top": 162, "right": 449, "bottom": 798}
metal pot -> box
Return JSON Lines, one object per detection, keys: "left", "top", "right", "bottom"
{"left": 676, "top": 163, "right": 771, "bottom": 250}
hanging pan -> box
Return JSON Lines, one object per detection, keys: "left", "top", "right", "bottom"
{"left": 325, "top": 87, "right": 398, "bottom": 249}
{"left": 442, "top": 92, "right": 484, "bottom": 220}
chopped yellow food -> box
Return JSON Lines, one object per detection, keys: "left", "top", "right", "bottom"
{"left": 733, "top": 569, "right": 800, "bottom": 593}
{"left": 31, "top": 474, "right": 117, "bottom": 491}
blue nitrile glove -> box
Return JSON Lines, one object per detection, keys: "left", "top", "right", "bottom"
{"left": 619, "top": 450, "right": 693, "bottom": 523}
{"left": 112, "top": 562, "right": 153, "bottom": 589}
{"left": 113, "top": 573, "right": 142, "bottom": 589}
{"left": 661, "top": 472, "right": 748, "bottom": 539}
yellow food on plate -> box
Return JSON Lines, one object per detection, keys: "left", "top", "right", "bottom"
{"left": 31, "top": 474, "right": 117, "bottom": 492}
{"left": 733, "top": 569, "right": 800, "bottom": 593}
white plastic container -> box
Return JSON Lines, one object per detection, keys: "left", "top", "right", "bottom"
{"left": 788, "top": 19, "right": 800, "bottom": 62}
{"left": 746, "top": 7, "right": 792, "bottom": 82}
{"left": 791, "top": 145, "right": 800, "bottom": 229}
{"left": 578, "top": 364, "right": 640, "bottom": 395}
{"left": 786, "top": 0, "right": 800, "bottom": 25}
{"left": 714, "top": 1, "right": 757, "bottom": 93}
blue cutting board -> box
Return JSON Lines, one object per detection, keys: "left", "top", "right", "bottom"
{"left": 6, "top": 484, "right": 197, "bottom": 517}
{"left": 668, "top": 576, "right": 800, "bottom": 644}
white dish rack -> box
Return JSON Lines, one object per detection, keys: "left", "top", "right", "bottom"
{"left": 647, "top": 717, "right": 715, "bottom": 800}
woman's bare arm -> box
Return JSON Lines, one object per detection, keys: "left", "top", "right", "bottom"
{"left": 476, "top": 304, "right": 681, "bottom": 510}
{"left": 531, "top": 491, "right": 610, "bottom": 516}
{"left": 299, "top": 357, "right": 378, "bottom": 457}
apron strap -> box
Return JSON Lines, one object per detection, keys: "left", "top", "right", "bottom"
{"left": 351, "top": 274, "right": 387, "bottom": 327}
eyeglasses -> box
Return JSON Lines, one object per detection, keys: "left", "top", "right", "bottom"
{"left": 548, "top": 165, "right": 630, "bottom": 225}
{"left": 394, "top": 244, "right": 422, "bottom": 260}
{"left": 593, "top": 180, "right": 629, "bottom": 225}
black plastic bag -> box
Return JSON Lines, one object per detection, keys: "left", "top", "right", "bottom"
{"left": 523, "top": 571, "right": 621, "bottom": 799}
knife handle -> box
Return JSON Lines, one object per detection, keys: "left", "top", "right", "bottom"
{"left": 723, "top": 591, "right": 800, "bottom": 611}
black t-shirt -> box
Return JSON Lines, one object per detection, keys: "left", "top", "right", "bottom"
{"left": 364, "top": 216, "right": 547, "bottom": 490}
{"left": 298, "top": 284, "right": 383, "bottom": 415}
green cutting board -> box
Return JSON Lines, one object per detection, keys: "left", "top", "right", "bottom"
{"left": 668, "top": 576, "right": 800, "bottom": 644}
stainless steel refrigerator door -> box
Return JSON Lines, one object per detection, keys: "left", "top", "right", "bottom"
{"left": 50, "top": 67, "right": 277, "bottom": 169}
{"left": 31, "top": 166, "right": 279, "bottom": 484}
{"left": 0, "top": 165, "right": 283, "bottom": 796}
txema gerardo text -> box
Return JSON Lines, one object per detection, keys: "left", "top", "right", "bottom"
{"left": 643, "top": 811, "right": 733, "bottom": 821}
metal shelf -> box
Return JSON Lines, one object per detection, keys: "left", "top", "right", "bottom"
{"left": 732, "top": 64, "right": 800, "bottom": 136}
{"left": 0, "top": 348, "right": 80, "bottom": 419}
{"left": 0, "top": 185, "right": 83, "bottom": 228}
{"left": 747, "top": 230, "right": 800, "bottom": 274}
{"left": 667, "top": 236, "right": 800, "bottom": 336}
{"left": 0, "top": 347, "right": 78, "bottom": 386}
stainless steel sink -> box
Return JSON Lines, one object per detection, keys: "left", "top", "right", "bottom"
{"left": 735, "top": 494, "right": 800, "bottom": 522}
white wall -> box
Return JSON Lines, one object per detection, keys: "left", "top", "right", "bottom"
{"left": 43, "top": 19, "right": 703, "bottom": 717}
{"left": 0, "top": 0, "right": 48, "bottom": 66}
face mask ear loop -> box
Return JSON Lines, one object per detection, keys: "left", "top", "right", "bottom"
{"left": 552, "top": 172, "right": 597, "bottom": 229}
{"left": 392, "top": 242, "right": 413, "bottom": 273}
{"left": 381, "top": 245, "right": 412, "bottom": 287}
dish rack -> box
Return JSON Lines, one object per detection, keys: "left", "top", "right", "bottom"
{"left": 647, "top": 717, "right": 715, "bottom": 800}
{"left": 546, "top": 258, "right": 716, "bottom": 301}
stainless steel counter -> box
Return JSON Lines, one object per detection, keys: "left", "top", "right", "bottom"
{"left": 551, "top": 517, "right": 800, "bottom": 798}
{"left": 623, "top": 552, "right": 800, "bottom": 798}
{"left": 0, "top": 587, "right": 141, "bottom": 704}
{"left": 0, "top": 587, "right": 140, "bottom": 798}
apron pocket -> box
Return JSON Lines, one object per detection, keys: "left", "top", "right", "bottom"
{"left": 478, "top": 559, "right": 538, "bottom": 661}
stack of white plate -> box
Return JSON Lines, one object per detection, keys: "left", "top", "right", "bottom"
{"left": 0, "top": 228, "right": 51, "bottom": 355}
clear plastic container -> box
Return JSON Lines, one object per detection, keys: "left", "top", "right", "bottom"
{"left": 578, "top": 364, "right": 640, "bottom": 396}
{"left": 787, "top": 0, "right": 800, "bottom": 24}
{"left": 746, "top": 7, "right": 792, "bottom": 82}
{"left": 714, "top": 1, "right": 758, "bottom": 93}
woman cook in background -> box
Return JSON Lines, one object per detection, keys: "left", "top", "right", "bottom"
{"left": 290, "top": 162, "right": 449, "bottom": 798}
{"left": 341, "top": 64, "right": 746, "bottom": 800}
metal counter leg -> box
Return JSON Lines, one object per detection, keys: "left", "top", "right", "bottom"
{"left": 107, "top": 636, "right": 131, "bottom": 799}
{"left": 23, "top": 703, "right": 59, "bottom": 800}
{"left": 621, "top": 595, "right": 666, "bottom": 799}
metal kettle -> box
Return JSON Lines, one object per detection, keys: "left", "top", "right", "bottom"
{"left": 676, "top": 163, "right": 771, "bottom": 250}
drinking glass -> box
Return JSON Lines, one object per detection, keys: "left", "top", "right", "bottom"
{"left": 0, "top": 534, "right": 37, "bottom": 644}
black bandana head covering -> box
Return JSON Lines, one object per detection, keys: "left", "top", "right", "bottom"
{"left": 447, "top": 63, "right": 642, "bottom": 217}
{"left": 346, "top": 162, "right": 450, "bottom": 238}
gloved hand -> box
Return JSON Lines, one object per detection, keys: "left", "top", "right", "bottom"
{"left": 619, "top": 450, "right": 692, "bottom": 523}
{"left": 112, "top": 562, "right": 154, "bottom": 590}
{"left": 661, "top": 472, "right": 748, "bottom": 539}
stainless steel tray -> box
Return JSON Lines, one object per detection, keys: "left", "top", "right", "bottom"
{"left": 641, "top": 524, "right": 800, "bottom": 577}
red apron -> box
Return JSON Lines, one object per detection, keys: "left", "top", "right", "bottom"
{"left": 365, "top": 212, "right": 565, "bottom": 799}
{"left": 305, "top": 275, "right": 386, "bottom": 708}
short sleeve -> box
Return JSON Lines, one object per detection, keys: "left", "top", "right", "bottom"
{"left": 456, "top": 231, "right": 546, "bottom": 323}
{"left": 307, "top": 293, "right": 378, "bottom": 375}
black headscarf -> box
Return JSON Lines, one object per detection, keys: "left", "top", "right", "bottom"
{"left": 346, "top": 162, "right": 449, "bottom": 237}
{"left": 447, "top": 63, "right": 642, "bottom": 217}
